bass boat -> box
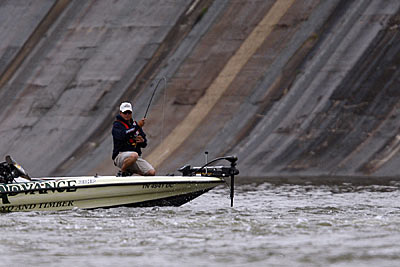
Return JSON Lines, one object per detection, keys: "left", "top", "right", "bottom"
{"left": 0, "top": 155, "right": 238, "bottom": 212}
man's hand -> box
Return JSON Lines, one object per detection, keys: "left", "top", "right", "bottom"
{"left": 135, "top": 135, "right": 144, "bottom": 143}
{"left": 138, "top": 118, "right": 146, "bottom": 127}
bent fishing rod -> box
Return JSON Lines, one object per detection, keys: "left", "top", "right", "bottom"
{"left": 144, "top": 76, "right": 167, "bottom": 118}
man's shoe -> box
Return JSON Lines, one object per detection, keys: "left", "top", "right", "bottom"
{"left": 117, "top": 171, "right": 132, "bottom": 177}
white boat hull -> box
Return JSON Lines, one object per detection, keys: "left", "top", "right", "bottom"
{"left": 0, "top": 175, "right": 224, "bottom": 212}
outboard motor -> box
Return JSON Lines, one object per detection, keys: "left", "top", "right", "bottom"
{"left": 0, "top": 155, "right": 31, "bottom": 184}
{"left": 0, "top": 161, "right": 17, "bottom": 184}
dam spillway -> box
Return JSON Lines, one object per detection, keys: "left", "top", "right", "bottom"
{"left": 0, "top": 0, "right": 399, "bottom": 181}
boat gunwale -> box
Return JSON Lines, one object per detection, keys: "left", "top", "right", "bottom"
{"left": 0, "top": 177, "right": 225, "bottom": 195}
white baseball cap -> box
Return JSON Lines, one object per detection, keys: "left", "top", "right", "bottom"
{"left": 120, "top": 102, "right": 133, "bottom": 113}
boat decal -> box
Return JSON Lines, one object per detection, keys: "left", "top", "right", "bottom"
{"left": 142, "top": 183, "right": 174, "bottom": 189}
{"left": 0, "top": 201, "right": 74, "bottom": 212}
{"left": 0, "top": 180, "right": 78, "bottom": 204}
{"left": 77, "top": 178, "right": 96, "bottom": 185}
{"left": 75, "top": 180, "right": 223, "bottom": 189}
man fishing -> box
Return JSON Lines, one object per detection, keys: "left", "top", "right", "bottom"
{"left": 112, "top": 102, "right": 155, "bottom": 176}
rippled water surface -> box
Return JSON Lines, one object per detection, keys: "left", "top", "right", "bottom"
{"left": 2, "top": 183, "right": 400, "bottom": 267}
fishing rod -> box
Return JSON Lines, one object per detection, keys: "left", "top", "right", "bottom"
{"left": 144, "top": 76, "right": 167, "bottom": 118}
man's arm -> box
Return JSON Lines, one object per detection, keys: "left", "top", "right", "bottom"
{"left": 137, "top": 118, "right": 145, "bottom": 127}
{"left": 112, "top": 122, "right": 129, "bottom": 141}
{"left": 136, "top": 127, "right": 147, "bottom": 148}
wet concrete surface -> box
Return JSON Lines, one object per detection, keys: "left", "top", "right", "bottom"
{"left": 0, "top": 0, "right": 400, "bottom": 182}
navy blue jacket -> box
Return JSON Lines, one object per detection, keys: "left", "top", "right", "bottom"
{"left": 112, "top": 114, "right": 147, "bottom": 160}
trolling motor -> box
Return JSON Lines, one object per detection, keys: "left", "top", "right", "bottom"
{"left": 178, "top": 156, "right": 239, "bottom": 207}
{"left": 0, "top": 155, "right": 31, "bottom": 183}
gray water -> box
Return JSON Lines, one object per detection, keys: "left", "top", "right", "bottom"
{"left": 1, "top": 182, "right": 400, "bottom": 267}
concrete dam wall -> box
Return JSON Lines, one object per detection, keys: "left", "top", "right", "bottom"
{"left": 0, "top": 0, "right": 400, "bottom": 181}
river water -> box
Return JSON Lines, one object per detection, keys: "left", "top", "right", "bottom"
{"left": 1, "top": 182, "right": 400, "bottom": 267}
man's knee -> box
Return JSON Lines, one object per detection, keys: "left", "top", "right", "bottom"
{"left": 144, "top": 169, "right": 156, "bottom": 176}
{"left": 121, "top": 153, "right": 139, "bottom": 170}
{"left": 125, "top": 152, "right": 139, "bottom": 162}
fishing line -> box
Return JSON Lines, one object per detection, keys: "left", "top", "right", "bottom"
{"left": 161, "top": 77, "right": 167, "bottom": 143}
{"left": 144, "top": 76, "right": 167, "bottom": 118}
{"left": 143, "top": 76, "right": 167, "bottom": 144}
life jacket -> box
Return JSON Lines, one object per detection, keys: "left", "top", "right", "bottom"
{"left": 116, "top": 120, "right": 140, "bottom": 146}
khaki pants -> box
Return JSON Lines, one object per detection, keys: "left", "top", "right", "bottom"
{"left": 114, "top": 152, "right": 154, "bottom": 175}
